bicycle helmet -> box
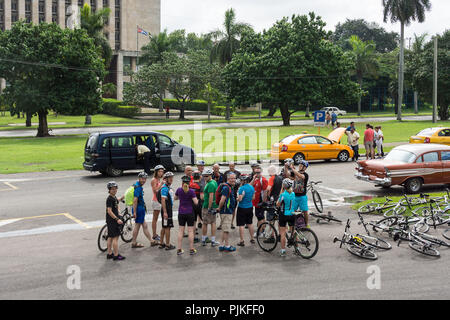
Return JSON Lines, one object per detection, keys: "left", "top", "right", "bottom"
{"left": 107, "top": 181, "right": 118, "bottom": 190}
{"left": 192, "top": 171, "right": 201, "bottom": 180}
{"left": 282, "top": 178, "right": 293, "bottom": 189}
{"left": 202, "top": 169, "right": 213, "bottom": 176}
{"left": 235, "top": 178, "right": 241, "bottom": 186}
{"left": 250, "top": 162, "right": 260, "bottom": 168}
{"left": 181, "top": 175, "right": 191, "bottom": 184}
{"left": 163, "top": 172, "right": 174, "bottom": 179}
{"left": 154, "top": 165, "right": 165, "bottom": 171}
{"left": 240, "top": 174, "right": 251, "bottom": 183}
{"left": 284, "top": 158, "right": 294, "bottom": 165}
{"left": 196, "top": 160, "right": 205, "bottom": 166}
{"left": 299, "top": 160, "right": 309, "bottom": 168}
{"left": 138, "top": 172, "right": 148, "bottom": 179}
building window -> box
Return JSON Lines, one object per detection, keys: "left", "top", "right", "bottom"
{"left": 25, "top": 0, "right": 32, "bottom": 23}
{"left": 78, "top": 0, "right": 83, "bottom": 7}
{"left": 91, "top": 0, "right": 96, "bottom": 12}
{"left": 39, "top": 0, "right": 45, "bottom": 23}
{"left": 0, "top": 0, "right": 4, "bottom": 31}
{"left": 103, "top": 0, "right": 109, "bottom": 7}
{"left": 52, "top": 0, "right": 58, "bottom": 23}
{"left": 115, "top": 0, "right": 121, "bottom": 50}
{"left": 65, "top": 0, "right": 71, "bottom": 27}
{"left": 11, "top": 0, "right": 19, "bottom": 24}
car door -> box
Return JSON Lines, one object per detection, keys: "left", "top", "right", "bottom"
{"left": 421, "top": 151, "right": 443, "bottom": 184}
{"left": 157, "top": 134, "right": 175, "bottom": 168}
{"left": 297, "top": 136, "right": 317, "bottom": 160}
{"left": 441, "top": 151, "right": 450, "bottom": 182}
{"left": 109, "top": 136, "right": 136, "bottom": 169}
{"left": 435, "top": 129, "right": 450, "bottom": 145}
{"left": 314, "top": 136, "right": 336, "bottom": 159}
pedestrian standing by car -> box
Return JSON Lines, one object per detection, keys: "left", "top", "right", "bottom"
{"left": 159, "top": 172, "right": 176, "bottom": 250}
{"left": 347, "top": 128, "right": 360, "bottom": 161}
{"left": 292, "top": 161, "right": 310, "bottom": 227}
{"left": 364, "top": 124, "right": 375, "bottom": 160}
{"left": 201, "top": 169, "right": 220, "bottom": 247}
{"left": 189, "top": 171, "right": 204, "bottom": 243}
{"left": 106, "top": 181, "right": 125, "bottom": 261}
{"left": 251, "top": 166, "right": 268, "bottom": 233}
{"left": 331, "top": 111, "right": 338, "bottom": 127}
{"left": 136, "top": 143, "right": 152, "bottom": 175}
{"left": 325, "top": 112, "right": 331, "bottom": 127}
{"left": 375, "top": 126, "right": 384, "bottom": 158}
{"left": 175, "top": 176, "right": 199, "bottom": 255}
{"left": 131, "top": 172, "right": 157, "bottom": 248}
{"left": 236, "top": 174, "right": 255, "bottom": 246}
{"left": 150, "top": 165, "right": 165, "bottom": 245}
{"left": 276, "top": 179, "right": 296, "bottom": 257}
{"left": 165, "top": 106, "right": 170, "bottom": 119}
{"left": 217, "top": 173, "right": 237, "bottom": 252}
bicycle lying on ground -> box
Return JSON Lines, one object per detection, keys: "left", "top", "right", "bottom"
{"left": 357, "top": 197, "right": 397, "bottom": 214}
{"left": 333, "top": 219, "right": 378, "bottom": 260}
{"left": 394, "top": 227, "right": 442, "bottom": 258}
{"left": 256, "top": 203, "right": 319, "bottom": 259}
{"left": 97, "top": 206, "right": 134, "bottom": 252}
{"left": 310, "top": 211, "right": 342, "bottom": 224}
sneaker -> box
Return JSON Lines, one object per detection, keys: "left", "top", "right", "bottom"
{"left": 217, "top": 225, "right": 222, "bottom": 230}
{"left": 152, "top": 235, "right": 161, "bottom": 241}
{"left": 113, "top": 254, "right": 126, "bottom": 261}
{"left": 280, "top": 250, "right": 287, "bottom": 257}
{"left": 237, "top": 241, "right": 245, "bottom": 247}
{"left": 190, "top": 248, "right": 198, "bottom": 255}
{"left": 250, "top": 239, "right": 256, "bottom": 244}
{"left": 224, "top": 246, "right": 236, "bottom": 252}
{"left": 205, "top": 237, "right": 212, "bottom": 243}
{"left": 218, "top": 246, "right": 225, "bottom": 252}
{"left": 194, "top": 237, "right": 200, "bottom": 243}
{"left": 177, "top": 249, "right": 184, "bottom": 255}
{"left": 106, "top": 253, "right": 114, "bottom": 260}
{"left": 211, "top": 240, "right": 220, "bottom": 247}
{"left": 165, "top": 244, "right": 176, "bottom": 251}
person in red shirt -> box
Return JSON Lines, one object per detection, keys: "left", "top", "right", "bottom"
{"left": 364, "top": 124, "right": 375, "bottom": 160}
{"left": 251, "top": 166, "right": 268, "bottom": 231}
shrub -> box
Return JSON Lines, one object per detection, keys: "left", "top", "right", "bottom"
{"left": 163, "top": 99, "right": 212, "bottom": 112}
{"left": 212, "top": 106, "right": 234, "bottom": 116}
{"left": 101, "top": 99, "right": 139, "bottom": 118}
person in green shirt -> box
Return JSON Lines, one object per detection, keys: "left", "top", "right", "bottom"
{"left": 201, "top": 169, "right": 220, "bottom": 247}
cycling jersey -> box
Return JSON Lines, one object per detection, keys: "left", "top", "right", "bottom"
{"left": 278, "top": 190, "right": 295, "bottom": 216}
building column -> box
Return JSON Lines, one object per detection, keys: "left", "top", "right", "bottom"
{"left": 45, "top": 0, "right": 52, "bottom": 23}
{"left": 0, "top": 78, "right": 6, "bottom": 93}
{"left": 108, "top": 1, "right": 115, "bottom": 49}
{"left": 58, "top": 0, "right": 65, "bottom": 27}
{"left": 116, "top": 51, "right": 124, "bottom": 100}
{"left": 32, "top": 0, "right": 39, "bottom": 24}
{"left": 97, "top": 0, "right": 103, "bottom": 10}
{"left": 19, "top": 0, "right": 26, "bottom": 20}
{"left": 4, "top": 0, "right": 11, "bottom": 29}
{"left": 131, "top": 57, "right": 137, "bottom": 73}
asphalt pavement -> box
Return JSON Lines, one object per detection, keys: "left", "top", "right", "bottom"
{"left": 0, "top": 162, "right": 448, "bottom": 300}
{"left": 0, "top": 115, "right": 432, "bottom": 138}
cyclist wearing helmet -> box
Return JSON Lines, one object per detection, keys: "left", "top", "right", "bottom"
{"left": 280, "top": 158, "right": 294, "bottom": 179}
{"left": 277, "top": 178, "right": 296, "bottom": 257}
{"left": 217, "top": 172, "right": 237, "bottom": 252}
{"left": 189, "top": 171, "right": 204, "bottom": 242}
{"left": 150, "top": 165, "right": 165, "bottom": 244}
{"left": 174, "top": 175, "right": 199, "bottom": 255}
{"left": 131, "top": 172, "right": 155, "bottom": 248}
{"left": 201, "top": 169, "right": 220, "bottom": 247}
{"left": 160, "top": 171, "right": 176, "bottom": 250}
{"left": 292, "top": 161, "right": 310, "bottom": 227}
{"left": 267, "top": 165, "right": 283, "bottom": 222}
{"left": 236, "top": 174, "right": 255, "bottom": 246}
{"left": 106, "top": 181, "right": 125, "bottom": 261}
{"left": 249, "top": 163, "right": 260, "bottom": 180}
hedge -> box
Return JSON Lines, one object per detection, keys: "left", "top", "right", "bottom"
{"left": 162, "top": 99, "right": 213, "bottom": 112}
{"left": 101, "top": 98, "right": 140, "bottom": 118}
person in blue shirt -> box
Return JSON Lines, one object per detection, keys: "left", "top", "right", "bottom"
{"left": 331, "top": 111, "right": 338, "bottom": 127}
{"left": 160, "top": 171, "right": 176, "bottom": 250}
{"left": 236, "top": 174, "right": 255, "bottom": 246}
{"left": 131, "top": 172, "right": 156, "bottom": 248}
{"left": 277, "top": 178, "right": 296, "bottom": 257}
{"left": 217, "top": 172, "right": 238, "bottom": 252}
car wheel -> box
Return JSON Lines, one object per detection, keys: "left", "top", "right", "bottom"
{"left": 293, "top": 153, "right": 305, "bottom": 165}
{"left": 404, "top": 178, "right": 423, "bottom": 194}
{"left": 106, "top": 166, "right": 123, "bottom": 177}
{"left": 337, "top": 151, "right": 349, "bottom": 162}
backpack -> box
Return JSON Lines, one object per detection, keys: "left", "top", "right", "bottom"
{"left": 292, "top": 178, "right": 305, "bottom": 194}
{"left": 215, "top": 183, "right": 232, "bottom": 206}
{"left": 156, "top": 185, "right": 172, "bottom": 205}
{"left": 124, "top": 186, "right": 135, "bottom": 206}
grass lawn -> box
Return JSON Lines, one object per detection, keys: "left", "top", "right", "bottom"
{"left": 0, "top": 119, "right": 446, "bottom": 174}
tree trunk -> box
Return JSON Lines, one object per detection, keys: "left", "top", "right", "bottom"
{"left": 266, "top": 105, "right": 276, "bottom": 117}
{"left": 207, "top": 101, "right": 211, "bottom": 121}
{"left": 414, "top": 91, "right": 418, "bottom": 114}
{"left": 179, "top": 103, "right": 185, "bottom": 120}
{"left": 357, "top": 76, "right": 362, "bottom": 116}
{"left": 305, "top": 103, "right": 310, "bottom": 117}
{"left": 37, "top": 110, "right": 50, "bottom": 137}
{"left": 159, "top": 89, "right": 164, "bottom": 112}
{"left": 280, "top": 104, "right": 291, "bottom": 126}
{"left": 397, "top": 22, "right": 404, "bottom": 121}
{"left": 226, "top": 104, "right": 230, "bottom": 120}
{"left": 26, "top": 112, "right": 32, "bottom": 127}
{"left": 85, "top": 114, "right": 92, "bottom": 125}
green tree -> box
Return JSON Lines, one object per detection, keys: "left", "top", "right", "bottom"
{"left": 224, "top": 13, "right": 360, "bottom": 126}
{"left": 0, "top": 22, "right": 105, "bottom": 137}
{"left": 348, "top": 35, "right": 379, "bottom": 116}
{"left": 382, "top": 0, "right": 432, "bottom": 120}
{"left": 209, "top": 8, "right": 252, "bottom": 66}
{"left": 332, "top": 19, "right": 399, "bottom": 53}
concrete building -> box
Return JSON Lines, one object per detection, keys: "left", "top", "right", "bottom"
{"left": 0, "top": 0, "right": 161, "bottom": 100}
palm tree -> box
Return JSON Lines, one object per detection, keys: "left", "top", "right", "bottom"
{"left": 140, "top": 30, "right": 172, "bottom": 65}
{"left": 80, "top": 3, "right": 112, "bottom": 124}
{"left": 348, "top": 35, "right": 378, "bottom": 116}
{"left": 209, "top": 8, "right": 252, "bottom": 66}
{"left": 382, "top": 0, "right": 431, "bottom": 120}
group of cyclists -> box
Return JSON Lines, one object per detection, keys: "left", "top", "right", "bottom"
{"left": 104, "top": 158, "right": 311, "bottom": 260}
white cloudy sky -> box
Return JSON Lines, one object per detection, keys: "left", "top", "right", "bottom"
{"left": 161, "top": 0, "right": 449, "bottom": 40}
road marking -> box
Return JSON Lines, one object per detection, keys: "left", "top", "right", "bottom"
{"left": 0, "top": 213, "right": 66, "bottom": 223}
{"left": 0, "top": 182, "right": 18, "bottom": 191}
{"left": 0, "top": 219, "right": 22, "bottom": 227}
{"left": 63, "top": 213, "right": 93, "bottom": 229}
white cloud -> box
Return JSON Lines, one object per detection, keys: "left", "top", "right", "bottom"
{"left": 161, "top": 0, "right": 449, "bottom": 40}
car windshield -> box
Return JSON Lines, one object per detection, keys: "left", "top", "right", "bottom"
{"left": 85, "top": 135, "right": 98, "bottom": 150}
{"left": 280, "top": 135, "right": 298, "bottom": 144}
{"left": 385, "top": 149, "right": 417, "bottom": 163}
{"left": 416, "top": 128, "right": 438, "bottom": 136}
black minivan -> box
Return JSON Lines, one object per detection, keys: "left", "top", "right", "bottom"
{"left": 83, "top": 131, "right": 196, "bottom": 176}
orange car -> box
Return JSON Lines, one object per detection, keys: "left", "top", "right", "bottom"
{"left": 271, "top": 128, "right": 354, "bottom": 164}
{"left": 409, "top": 127, "right": 450, "bottom": 145}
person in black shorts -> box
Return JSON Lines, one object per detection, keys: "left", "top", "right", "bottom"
{"left": 236, "top": 174, "right": 256, "bottom": 246}
{"left": 189, "top": 171, "right": 204, "bottom": 242}
{"left": 160, "top": 172, "right": 175, "bottom": 250}
{"left": 105, "top": 181, "right": 125, "bottom": 261}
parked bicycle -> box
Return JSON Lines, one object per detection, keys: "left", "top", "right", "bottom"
{"left": 307, "top": 181, "right": 323, "bottom": 213}
{"left": 97, "top": 206, "right": 134, "bottom": 252}
{"left": 357, "top": 197, "right": 397, "bottom": 214}
{"left": 310, "top": 211, "right": 342, "bottom": 224}
{"left": 333, "top": 219, "right": 378, "bottom": 260}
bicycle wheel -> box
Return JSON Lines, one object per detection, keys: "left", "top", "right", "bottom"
{"left": 312, "top": 190, "right": 323, "bottom": 213}
{"left": 346, "top": 244, "right": 378, "bottom": 260}
{"left": 408, "top": 241, "right": 440, "bottom": 257}
{"left": 425, "top": 215, "right": 450, "bottom": 227}
{"left": 412, "top": 219, "right": 430, "bottom": 233}
{"left": 372, "top": 216, "right": 398, "bottom": 232}
{"left": 97, "top": 224, "right": 109, "bottom": 252}
{"left": 359, "top": 234, "right": 392, "bottom": 250}
{"left": 358, "top": 203, "right": 377, "bottom": 214}
{"left": 415, "top": 232, "right": 450, "bottom": 248}
{"left": 256, "top": 222, "right": 278, "bottom": 252}
{"left": 443, "top": 229, "right": 450, "bottom": 241}
{"left": 293, "top": 227, "right": 319, "bottom": 259}
{"left": 120, "top": 217, "right": 135, "bottom": 243}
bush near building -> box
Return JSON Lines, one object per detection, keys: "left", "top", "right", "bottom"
{"left": 101, "top": 98, "right": 140, "bottom": 118}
